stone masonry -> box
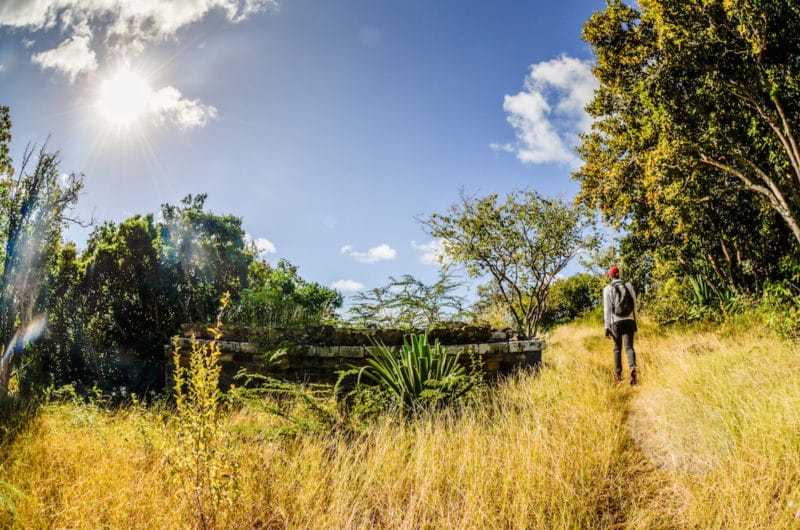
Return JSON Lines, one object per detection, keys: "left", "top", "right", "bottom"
{"left": 168, "top": 323, "right": 545, "bottom": 387}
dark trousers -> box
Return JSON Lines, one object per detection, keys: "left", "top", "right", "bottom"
{"left": 612, "top": 319, "right": 637, "bottom": 375}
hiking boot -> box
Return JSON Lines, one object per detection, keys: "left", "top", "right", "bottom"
{"left": 630, "top": 368, "right": 638, "bottom": 386}
{"left": 614, "top": 373, "right": 623, "bottom": 383}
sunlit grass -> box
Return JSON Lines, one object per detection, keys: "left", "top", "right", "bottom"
{"left": 1, "top": 318, "right": 799, "bottom": 528}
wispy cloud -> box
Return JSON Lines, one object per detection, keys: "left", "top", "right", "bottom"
{"left": 411, "top": 239, "right": 446, "bottom": 265}
{"left": 331, "top": 279, "right": 365, "bottom": 292}
{"left": 340, "top": 243, "right": 397, "bottom": 264}
{"left": 495, "top": 55, "right": 597, "bottom": 167}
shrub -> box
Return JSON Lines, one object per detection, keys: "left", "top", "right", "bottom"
{"left": 167, "top": 293, "right": 237, "bottom": 530}
{"left": 759, "top": 280, "right": 800, "bottom": 338}
{"left": 540, "top": 273, "right": 604, "bottom": 330}
{"left": 359, "top": 333, "right": 476, "bottom": 413}
{"left": 645, "top": 276, "right": 694, "bottom": 324}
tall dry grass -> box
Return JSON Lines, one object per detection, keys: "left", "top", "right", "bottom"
{"left": 1, "top": 318, "right": 799, "bottom": 528}
{"left": 629, "top": 321, "right": 800, "bottom": 527}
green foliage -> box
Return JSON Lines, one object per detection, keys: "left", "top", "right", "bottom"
{"left": 0, "top": 479, "right": 25, "bottom": 522}
{"left": 423, "top": 189, "right": 597, "bottom": 338}
{"left": 23, "top": 194, "right": 266, "bottom": 394}
{"left": 0, "top": 107, "right": 83, "bottom": 393}
{"left": 0, "top": 107, "right": 12, "bottom": 180}
{"left": 760, "top": 283, "right": 800, "bottom": 338}
{"left": 167, "top": 293, "right": 237, "bottom": 530}
{"left": 576, "top": 0, "right": 799, "bottom": 300}
{"left": 759, "top": 254, "right": 800, "bottom": 337}
{"left": 79, "top": 216, "right": 166, "bottom": 385}
{"left": 687, "top": 276, "right": 717, "bottom": 321}
{"left": 359, "top": 334, "right": 475, "bottom": 413}
{"left": 644, "top": 275, "right": 693, "bottom": 324}
{"left": 159, "top": 194, "right": 251, "bottom": 324}
{"left": 229, "top": 259, "right": 342, "bottom": 328}
{"left": 471, "top": 282, "right": 516, "bottom": 331}
{"left": 540, "top": 273, "right": 604, "bottom": 330}
{"left": 230, "top": 370, "right": 338, "bottom": 438}
{"left": 334, "top": 382, "right": 394, "bottom": 427}
{"left": 348, "top": 270, "right": 469, "bottom": 329}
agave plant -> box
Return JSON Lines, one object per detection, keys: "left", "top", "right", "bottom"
{"left": 688, "top": 275, "right": 718, "bottom": 321}
{"left": 361, "top": 333, "right": 474, "bottom": 412}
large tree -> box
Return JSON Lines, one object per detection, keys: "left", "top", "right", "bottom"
{"left": 159, "top": 193, "right": 251, "bottom": 324}
{"left": 0, "top": 107, "right": 83, "bottom": 392}
{"left": 576, "top": 0, "right": 800, "bottom": 292}
{"left": 423, "top": 189, "right": 596, "bottom": 338}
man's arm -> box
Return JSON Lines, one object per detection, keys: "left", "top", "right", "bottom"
{"left": 627, "top": 282, "right": 637, "bottom": 313}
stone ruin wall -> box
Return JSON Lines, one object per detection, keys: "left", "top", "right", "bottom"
{"left": 169, "top": 323, "right": 545, "bottom": 387}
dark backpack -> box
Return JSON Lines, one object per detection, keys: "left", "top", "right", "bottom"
{"left": 611, "top": 281, "right": 634, "bottom": 317}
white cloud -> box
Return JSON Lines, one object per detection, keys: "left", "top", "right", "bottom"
{"left": 411, "top": 239, "right": 446, "bottom": 265}
{"left": 244, "top": 233, "right": 277, "bottom": 256}
{"left": 498, "top": 55, "right": 597, "bottom": 167}
{"left": 31, "top": 34, "right": 97, "bottom": 82}
{"left": 97, "top": 70, "right": 217, "bottom": 129}
{"left": 2, "top": 0, "right": 274, "bottom": 85}
{"left": 331, "top": 279, "right": 365, "bottom": 292}
{"left": 1, "top": 1, "right": 275, "bottom": 53}
{"left": 150, "top": 86, "right": 218, "bottom": 129}
{"left": 341, "top": 243, "right": 397, "bottom": 264}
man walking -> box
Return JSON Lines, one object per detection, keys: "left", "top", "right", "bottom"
{"left": 603, "top": 266, "right": 638, "bottom": 385}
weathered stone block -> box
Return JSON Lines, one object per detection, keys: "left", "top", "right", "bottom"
{"left": 490, "top": 330, "right": 510, "bottom": 341}
{"left": 447, "top": 345, "right": 469, "bottom": 356}
{"left": 338, "top": 346, "right": 366, "bottom": 358}
{"left": 509, "top": 339, "right": 544, "bottom": 353}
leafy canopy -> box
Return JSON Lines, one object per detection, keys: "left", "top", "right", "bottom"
{"left": 576, "top": 0, "right": 800, "bottom": 296}
{"left": 423, "top": 189, "right": 597, "bottom": 338}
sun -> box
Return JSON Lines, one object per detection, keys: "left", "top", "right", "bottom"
{"left": 97, "top": 68, "right": 153, "bottom": 127}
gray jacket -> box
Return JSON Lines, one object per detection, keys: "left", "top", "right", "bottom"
{"left": 603, "top": 279, "right": 637, "bottom": 330}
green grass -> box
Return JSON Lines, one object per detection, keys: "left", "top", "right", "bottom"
{"left": 1, "top": 317, "right": 799, "bottom": 528}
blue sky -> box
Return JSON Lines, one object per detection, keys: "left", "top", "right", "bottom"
{"left": 0, "top": 0, "right": 605, "bottom": 304}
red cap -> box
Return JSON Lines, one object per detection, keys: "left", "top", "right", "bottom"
{"left": 607, "top": 266, "right": 619, "bottom": 278}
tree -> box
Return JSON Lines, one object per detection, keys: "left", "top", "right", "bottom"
{"left": 540, "top": 273, "right": 604, "bottom": 330}
{"left": 19, "top": 241, "right": 84, "bottom": 394}
{"left": 0, "top": 107, "right": 83, "bottom": 393}
{"left": 159, "top": 194, "right": 251, "bottom": 325}
{"left": 576, "top": 0, "right": 800, "bottom": 294}
{"left": 78, "top": 215, "right": 169, "bottom": 389}
{"left": 348, "top": 270, "right": 468, "bottom": 329}
{"left": 422, "top": 189, "right": 597, "bottom": 338}
{"left": 73, "top": 198, "right": 255, "bottom": 392}
{"left": 230, "top": 259, "right": 342, "bottom": 327}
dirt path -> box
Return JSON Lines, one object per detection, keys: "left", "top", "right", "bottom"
{"left": 547, "top": 324, "right": 680, "bottom": 529}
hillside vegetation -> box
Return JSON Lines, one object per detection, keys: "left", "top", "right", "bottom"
{"left": 1, "top": 318, "right": 799, "bottom": 528}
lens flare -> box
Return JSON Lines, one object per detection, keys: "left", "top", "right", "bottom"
{"left": 0, "top": 315, "right": 47, "bottom": 385}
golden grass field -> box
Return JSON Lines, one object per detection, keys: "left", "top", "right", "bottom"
{"left": 2, "top": 317, "right": 800, "bottom": 529}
